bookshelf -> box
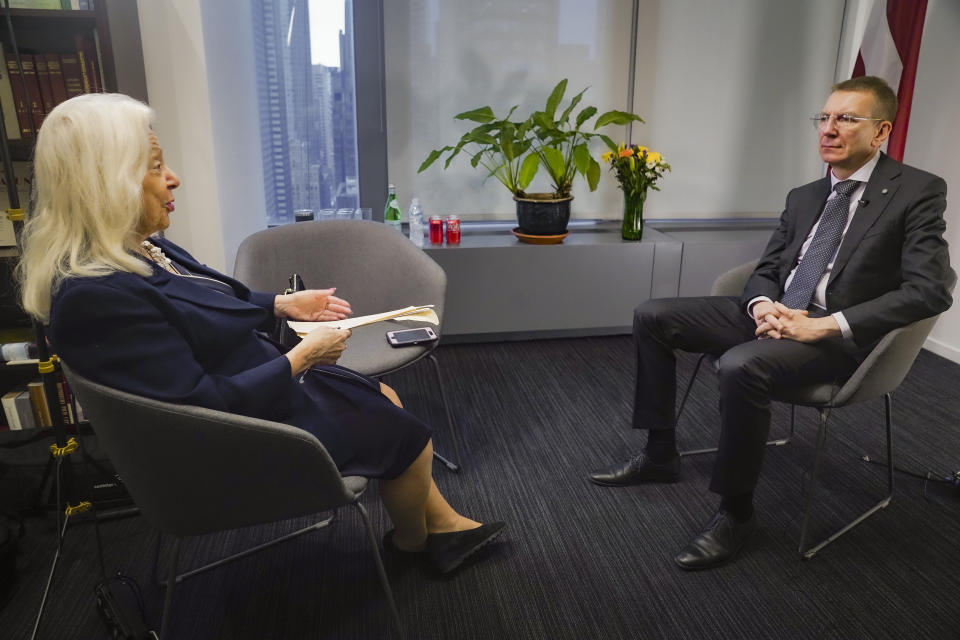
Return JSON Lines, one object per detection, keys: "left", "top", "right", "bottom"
{"left": 0, "top": 1, "right": 136, "bottom": 513}
{"left": 0, "top": 3, "right": 116, "bottom": 160}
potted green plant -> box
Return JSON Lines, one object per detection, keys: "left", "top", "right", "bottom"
{"left": 418, "top": 79, "right": 643, "bottom": 236}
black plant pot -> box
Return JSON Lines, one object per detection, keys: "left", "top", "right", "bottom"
{"left": 514, "top": 194, "right": 573, "bottom": 235}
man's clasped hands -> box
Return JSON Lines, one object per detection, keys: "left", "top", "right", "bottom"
{"left": 751, "top": 300, "right": 842, "bottom": 343}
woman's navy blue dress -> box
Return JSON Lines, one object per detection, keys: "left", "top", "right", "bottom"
{"left": 48, "top": 237, "right": 431, "bottom": 479}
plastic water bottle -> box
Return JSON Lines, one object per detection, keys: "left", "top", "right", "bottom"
{"left": 384, "top": 184, "right": 402, "bottom": 232}
{"left": 408, "top": 198, "right": 424, "bottom": 247}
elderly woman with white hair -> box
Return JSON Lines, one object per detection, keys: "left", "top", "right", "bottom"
{"left": 18, "top": 93, "right": 503, "bottom": 574}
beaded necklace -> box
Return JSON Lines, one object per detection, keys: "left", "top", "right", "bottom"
{"left": 140, "top": 240, "right": 181, "bottom": 274}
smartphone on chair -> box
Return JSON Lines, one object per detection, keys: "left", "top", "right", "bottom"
{"left": 386, "top": 328, "right": 438, "bottom": 347}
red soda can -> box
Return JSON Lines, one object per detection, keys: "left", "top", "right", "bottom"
{"left": 445, "top": 215, "right": 461, "bottom": 245}
{"left": 429, "top": 216, "right": 444, "bottom": 244}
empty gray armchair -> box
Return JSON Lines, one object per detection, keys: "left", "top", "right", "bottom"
{"left": 61, "top": 363, "right": 403, "bottom": 639}
{"left": 234, "top": 219, "right": 460, "bottom": 471}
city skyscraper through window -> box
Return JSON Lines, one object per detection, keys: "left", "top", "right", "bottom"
{"left": 252, "top": 0, "right": 359, "bottom": 225}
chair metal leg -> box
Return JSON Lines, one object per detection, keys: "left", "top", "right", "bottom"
{"left": 426, "top": 353, "right": 460, "bottom": 473}
{"left": 798, "top": 408, "right": 830, "bottom": 555}
{"left": 798, "top": 394, "right": 895, "bottom": 559}
{"left": 427, "top": 353, "right": 455, "bottom": 434}
{"left": 155, "top": 514, "right": 335, "bottom": 586}
{"left": 353, "top": 502, "right": 404, "bottom": 639}
{"left": 680, "top": 401, "right": 796, "bottom": 458}
{"left": 151, "top": 532, "right": 164, "bottom": 588}
{"left": 159, "top": 537, "right": 181, "bottom": 640}
{"left": 675, "top": 354, "right": 706, "bottom": 427}
{"left": 432, "top": 450, "right": 460, "bottom": 473}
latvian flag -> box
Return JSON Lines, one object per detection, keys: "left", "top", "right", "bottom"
{"left": 841, "top": 0, "right": 929, "bottom": 161}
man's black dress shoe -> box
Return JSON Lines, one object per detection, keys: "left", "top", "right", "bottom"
{"left": 674, "top": 510, "right": 755, "bottom": 571}
{"left": 427, "top": 522, "right": 505, "bottom": 574}
{"left": 588, "top": 452, "right": 681, "bottom": 486}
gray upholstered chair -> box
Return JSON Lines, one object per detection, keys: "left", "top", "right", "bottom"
{"left": 674, "top": 260, "right": 953, "bottom": 558}
{"left": 62, "top": 363, "right": 403, "bottom": 639}
{"left": 776, "top": 312, "right": 945, "bottom": 558}
{"left": 234, "top": 219, "right": 459, "bottom": 471}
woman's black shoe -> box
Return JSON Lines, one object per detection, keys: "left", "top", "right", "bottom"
{"left": 382, "top": 529, "right": 425, "bottom": 554}
{"left": 427, "top": 522, "right": 505, "bottom": 574}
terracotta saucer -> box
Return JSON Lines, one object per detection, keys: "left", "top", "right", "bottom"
{"left": 511, "top": 228, "right": 570, "bottom": 245}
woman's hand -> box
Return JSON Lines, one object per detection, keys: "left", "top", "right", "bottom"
{"left": 285, "top": 326, "right": 351, "bottom": 375}
{"left": 274, "top": 288, "right": 352, "bottom": 322}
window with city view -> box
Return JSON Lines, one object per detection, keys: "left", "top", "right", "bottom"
{"left": 251, "top": 0, "right": 358, "bottom": 226}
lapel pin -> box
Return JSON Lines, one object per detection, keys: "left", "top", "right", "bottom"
{"left": 881, "top": 188, "right": 888, "bottom": 194}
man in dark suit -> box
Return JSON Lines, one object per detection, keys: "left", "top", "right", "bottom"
{"left": 589, "top": 76, "right": 954, "bottom": 569}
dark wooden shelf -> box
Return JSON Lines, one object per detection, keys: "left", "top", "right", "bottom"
{"left": 6, "top": 138, "right": 33, "bottom": 161}
{"left": 0, "top": 8, "right": 96, "bottom": 20}
{"left": 1, "top": 2, "right": 117, "bottom": 458}
{"left": 0, "top": 359, "right": 38, "bottom": 370}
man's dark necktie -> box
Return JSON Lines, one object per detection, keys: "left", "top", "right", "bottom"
{"left": 780, "top": 179, "right": 860, "bottom": 310}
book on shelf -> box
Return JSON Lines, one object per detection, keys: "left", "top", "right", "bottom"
{"left": 1, "top": 382, "right": 56, "bottom": 431}
{"left": 20, "top": 54, "right": 44, "bottom": 133}
{"left": 5, "top": 48, "right": 34, "bottom": 138}
{"left": 0, "top": 47, "right": 21, "bottom": 141}
{"left": 0, "top": 40, "right": 104, "bottom": 138}
{"left": 27, "top": 380, "right": 52, "bottom": 427}
{"left": 55, "top": 373, "right": 79, "bottom": 424}
{"left": 70, "top": 36, "right": 105, "bottom": 97}
{"left": 59, "top": 52, "right": 84, "bottom": 99}
{"left": 44, "top": 53, "right": 68, "bottom": 105}
{"left": 1, "top": 389, "right": 21, "bottom": 430}
{"left": 14, "top": 390, "right": 36, "bottom": 429}
{"left": 64, "top": 36, "right": 103, "bottom": 98}
{"left": 34, "top": 55, "right": 55, "bottom": 115}
{"left": 0, "top": 374, "right": 84, "bottom": 430}
{"left": 1, "top": 161, "right": 34, "bottom": 247}
{"left": 81, "top": 36, "right": 101, "bottom": 93}
{"left": 0, "top": 212, "right": 15, "bottom": 247}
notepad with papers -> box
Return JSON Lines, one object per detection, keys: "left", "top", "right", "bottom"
{"left": 287, "top": 305, "right": 439, "bottom": 336}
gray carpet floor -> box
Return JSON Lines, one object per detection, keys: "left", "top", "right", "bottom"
{"left": 2, "top": 336, "right": 959, "bottom": 639}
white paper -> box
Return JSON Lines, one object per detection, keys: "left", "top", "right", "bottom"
{"left": 287, "top": 305, "right": 439, "bottom": 335}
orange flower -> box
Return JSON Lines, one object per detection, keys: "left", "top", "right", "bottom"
{"left": 618, "top": 148, "right": 634, "bottom": 158}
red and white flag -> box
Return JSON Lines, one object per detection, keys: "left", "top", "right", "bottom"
{"left": 841, "top": 0, "right": 929, "bottom": 161}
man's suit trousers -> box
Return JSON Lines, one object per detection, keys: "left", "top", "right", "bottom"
{"left": 632, "top": 296, "right": 860, "bottom": 497}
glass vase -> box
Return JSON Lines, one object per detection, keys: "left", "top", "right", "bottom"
{"left": 621, "top": 189, "right": 646, "bottom": 240}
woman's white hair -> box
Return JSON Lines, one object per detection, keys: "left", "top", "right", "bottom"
{"left": 18, "top": 93, "right": 155, "bottom": 321}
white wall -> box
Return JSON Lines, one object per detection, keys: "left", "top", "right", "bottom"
{"left": 904, "top": 0, "right": 960, "bottom": 363}
{"left": 198, "top": 1, "right": 268, "bottom": 273}
{"left": 636, "top": 0, "right": 842, "bottom": 220}
{"left": 136, "top": 0, "right": 265, "bottom": 272}
{"left": 384, "top": 0, "right": 634, "bottom": 220}
{"left": 385, "top": 0, "right": 843, "bottom": 221}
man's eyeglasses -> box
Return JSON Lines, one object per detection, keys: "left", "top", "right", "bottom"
{"left": 811, "top": 112, "right": 884, "bottom": 132}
